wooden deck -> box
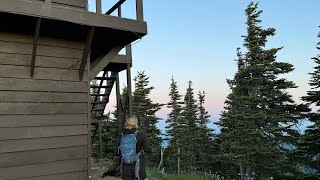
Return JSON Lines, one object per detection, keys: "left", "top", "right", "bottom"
{"left": 0, "top": 0, "right": 147, "bottom": 34}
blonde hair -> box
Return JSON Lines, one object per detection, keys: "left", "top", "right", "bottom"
{"left": 124, "top": 115, "right": 138, "bottom": 130}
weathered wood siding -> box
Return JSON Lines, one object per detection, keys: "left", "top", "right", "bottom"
{"left": 0, "top": 32, "right": 90, "bottom": 179}
{"left": 30, "top": 0, "right": 86, "bottom": 10}
{"left": 52, "top": 0, "right": 86, "bottom": 9}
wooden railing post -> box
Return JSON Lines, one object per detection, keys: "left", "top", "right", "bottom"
{"left": 84, "top": 0, "right": 88, "bottom": 11}
{"left": 136, "top": 0, "right": 144, "bottom": 21}
{"left": 96, "top": 0, "right": 102, "bottom": 14}
{"left": 118, "top": 5, "right": 122, "bottom": 17}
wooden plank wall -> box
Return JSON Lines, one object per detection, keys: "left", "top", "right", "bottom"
{"left": 0, "top": 32, "right": 89, "bottom": 180}
{"left": 31, "top": 0, "right": 86, "bottom": 9}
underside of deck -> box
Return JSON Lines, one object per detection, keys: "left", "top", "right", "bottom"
{"left": 0, "top": 0, "right": 146, "bottom": 72}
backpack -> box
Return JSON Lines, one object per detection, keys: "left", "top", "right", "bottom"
{"left": 120, "top": 130, "right": 139, "bottom": 164}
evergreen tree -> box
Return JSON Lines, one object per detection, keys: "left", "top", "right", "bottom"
{"left": 196, "top": 91, "right": 215, "bottom": 172}
{"left": 133, "top": 71, "right": 163, "bottom": 166}
{"left": 180, "top": 81, "right": 199, "bottom": 171}
{"left": 120, "top": 86, "right": 129, "bottom": 118}
{"left": 102, "top": 113, "right": 118, "bottom": 158}
{"left": 166, "top": 77, "right": 183, "bottom": 141}
{"left": 218, "top": 2, "right": 307, "bottom": 179}
{"left": 300, "top": 30, "right": 320, "bottom": 178}
{"left": 164, "top": 77, "right": 184, "bottom": 173}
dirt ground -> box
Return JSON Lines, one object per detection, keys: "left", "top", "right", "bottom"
{"left": 90, "top": 158, "right": 114, "bottom": 180}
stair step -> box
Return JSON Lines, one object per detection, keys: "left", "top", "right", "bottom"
{"left": 91, "top": 120, "right": 100, "bottom": 124}
{"left": 94, "top": 77, "right": 114, "bottom": 81}
{"left": 91, "top": 101, "right": 108, "bottom": 104}
{"left": 91, "top": 116, "right": 104, "bottom": 119}
{"left": 91, "top": 108, "right": 104, "bottom": 111}
{"left": 91, "top": 94, "right": 107, "bottom": 96}
{"left": 90, "top": 85, "right": 112, "bottom": 89}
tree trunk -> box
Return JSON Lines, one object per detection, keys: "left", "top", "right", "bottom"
{"left": 178, "top": 146, "right": 181, "bottom": 175}
{"left": 246, "top": 166, "right": 251, "bottom": 180}
{"left": 240, "top": 163, "right": 245, "bottom": 180}
{"left": 158, "top": 146, "right": 164, "bottom": 171}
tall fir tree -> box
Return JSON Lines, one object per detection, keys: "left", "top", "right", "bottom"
{"left": 166, "top": 77, "right": 183, "bottom": 141}
{"left": 133, "top": 71, "right": 163, "bottom": 166}
{"left": 164, "top": 77, "right": 184, "bottom": 173}
{"left": 300, "top": 30, "right": 320, "bottom": 178}
{"left": 218, "top": 2, "right": 307, "bottom": 179}
{"left": 120, "top": 86, "right": 129, "bottom": 118}
{"left": 101, "top": 113, "right": 118, "bottom": 158}
{"left": 196, "top": 91, "right": 216, "bottom": 172}
{"left": 180, "top": 81, "right": 199, "bottom": 171}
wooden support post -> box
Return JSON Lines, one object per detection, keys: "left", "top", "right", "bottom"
{"left": 89, "top": 47, "right": 123, "bottom": 81}
{"left": 87, "top": 72, "right": 92, "bottom": 178}
{"left": 116, "top": 73, "right": 123, "bottom": 134}
{"left": 126, "top": 63, "right": 133, "bottom": 116}
{"left": 30, "top": 18, "right": 41, "bottom": 78}
{"left": 44, "top": 0, "right": 51, "bottom": 5}
{"left": 118, "top": 5, "right": 122, "bottom": 17}
{"left": 79, "top": 27, "right": 95, "bottom": 81}
{"left": 136, "top": 0, "right": 144, "bottom": 21}
{"left": 126, "top": 44, "right": 133, "bottom": 115}
{"left": 96, "top": 0, "right": 102, "bottom": 14}
{"left": 84, "top": 0, "right": 88, "bottom": 11}
{"left": 98, "top": 120, "right": 103, "bottom": 158}
{"left": 126, "top": 44, "right": 132, "bottom": 65}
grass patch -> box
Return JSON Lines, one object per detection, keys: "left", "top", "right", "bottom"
{"left": 147, "top": 168, "right": 229, "bottom": 180}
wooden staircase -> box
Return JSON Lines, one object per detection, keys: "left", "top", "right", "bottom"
{"left": 90, "top": 70, "right": 117, "bottom": 157}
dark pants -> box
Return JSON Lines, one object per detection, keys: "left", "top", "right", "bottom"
{"left": 122, "top": 159, "right": 146, "bottom": 180}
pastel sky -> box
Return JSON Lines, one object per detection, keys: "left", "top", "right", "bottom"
{"left": 89, "top": 0, "right": 319, "bottom": 132}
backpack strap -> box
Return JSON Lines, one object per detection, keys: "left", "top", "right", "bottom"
{"left": 135, "top": 154, "right": 141, "bottom": 180}
{"left": 118, "top": 132, "right": 125, "bottom": 155}
{"left": 133, "top": 130, "right": 139, "bottom": 136}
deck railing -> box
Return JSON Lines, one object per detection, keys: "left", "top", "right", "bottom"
{"left": 96, "top": 0, "right": 144, "bottom": 22}
{"left": 41, "top": 0, "right": 144, "bottom": 22}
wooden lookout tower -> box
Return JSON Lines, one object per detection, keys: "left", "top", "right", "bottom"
{"left": 0, "top": 0, "right": 147, "bottom": 179}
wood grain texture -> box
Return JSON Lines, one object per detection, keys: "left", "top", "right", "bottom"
{"left": 0, "top": 65, "right": 87, "bottom": 81}
{"left": 0, "top": 91, "right": 88, "bottom": 103}
{"left": 0, "top": 31, "right": 89, "bottom": 179}
{"left": 0, "top": 125, "right": 88, "bottom": 140}
{"left": 15, "top": 171, "right": 88, "bottom": 180}
{"left": 0, "top": 135, "right": 87, "bottom": 153}
{"left": 0, "top": 41, "right": 83, "bottom": 59}
{"left": 0, "top": 102, "right": 88, "bottom": 115}
{"left": 52, "top": 0, "right": 86, "bottom": 8}
{"left": 0, "top": 53, "right": 87, "bottom": 70}
{"left": 0, "top": 32, "right": 84, "bottom": 49}
{"left": 0, "top": 146, "right": 88, "bottom": 168}
{"left": 0, "top": 78, "right": 88, "bottom": 92}
{"left": 0, "top": 158, "right": 87, "bottom": 179}
{"left": 0, "top": 114, "right": 87, "bottom": 127}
